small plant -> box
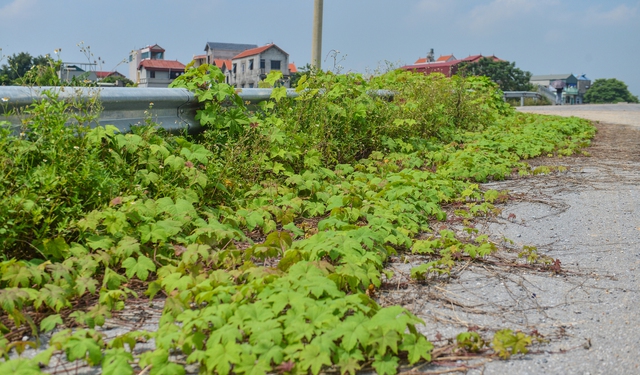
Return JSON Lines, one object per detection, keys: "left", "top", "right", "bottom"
{"left": 456, "top": 331, "right": 486, "bottom": 352}
{"left": 492, "top": 329, "right": 532, "bottom": 359}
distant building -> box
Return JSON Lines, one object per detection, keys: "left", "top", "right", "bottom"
{"left": 95, "top": 71, "right": 125, "bottom": 80}
{"left": 414, "top": 53, "right": 456, "bottom": 64}
{"left": 402, "top": 50, "right": 501, "bottom": 78}
{"left": 530, "top": 74, "right": 583, "bottom": 104}
{"left": 204, "top": 42, "right": 258, "bottom": 62}
{"left": 129, "top": 44, "right": 185, "bottom": 88}
{"left": 229, "top": 44, "right": 291, "bottom": 88}
{"left": 576, "top": 74, "right": 591, "bottom": 103}
{"left": 58, "top": 63, "right": 97, "bottom": 82}
{"left": 188, "top": 42, "right": 294, "bottom": 87}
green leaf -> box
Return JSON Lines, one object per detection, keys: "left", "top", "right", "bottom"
{"left": 0, "top": 358, "right": 43, "bottom": 375}
{"left": 40, "top": 314, "right": 63, "bottom": 333}
{"left": 271, "top": 87, "right": 288, "bottom": 102}
{"left": 204, "top": 342, "right": 242, "bottom": 375}
{"left": 399, "top": 334, "right": 433, "bottom": 364}
{"left": 65, "top": 336, "right": 103, "bottom": 366}
{"left": 264, "top": 70, "right": 284, "bottom": 86}
{"left": 40, "top": 236, "right": 70, "bottom": 260}
{"left": 34, "top": 284, "right": 70, "bottom": 312}
{"left": 283, "top": 222, "right": 304, "bottom": 238}
{"left": 164, "top": 155, "right": 186, "bottom": 171}
{"left": 298, "top": 343, "right": 332, "bottom": 375}
{"left": 87, "top": 235, "right": 115, "bottom": 251}
{"left": 337, "top": 312, "right": 370, "bottom": 351}
{"left": 368, "top": 327, "right": 400, "bottom": 356}
{"left": 102, "top": 348, "right": 134, "bottom": 375}
{"left": 122, "top": 255, "right": 156, "bottom": 281}
{"left": 372, "top": 353, "right": 399, "bottom": 375}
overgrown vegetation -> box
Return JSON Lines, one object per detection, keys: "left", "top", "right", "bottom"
{"left": 0, "top": 65, "right": 595, "bottom": 374}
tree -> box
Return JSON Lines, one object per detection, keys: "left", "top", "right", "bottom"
{"left": 100, "top": 75, "right": 135, "bottom": 87}
{"left": 0, "top": 52, "right": 56, "bottom": 85}
{"left": 583, "top": 78, "right": 639, "bottom": 104}
{"left": 458, "top": 58, "right": 533, "bottom": 92}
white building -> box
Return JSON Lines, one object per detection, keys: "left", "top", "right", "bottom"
{"left": 128, "top": 44, "right": 185, "bottom": 88}
{"left": 228, "top": 44, "right": 291, "bottom": 88}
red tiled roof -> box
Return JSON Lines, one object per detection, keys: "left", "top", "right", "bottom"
{"left": 461, "top": 54, "right": 501, "bottom": 63}
{"left": 193, "top": 54, "right": 206, "bottom": 60}
{"left": 233, "top": 44, "right": 274, "bottom": 59}
{"left": 414, "top": 57, "right": 428, "bottom": 64}
{"left": 95, "top": 71, "right": 124, "bottom": 78}
{"left": 139, "top": 60, "right": 185, "bottom": 71}
{"left": 213, "top": 59, "right": 232, "bottom": 70}
{"left": 145, "top": 44, "right": 165, "bottom": 52}
{"left": 288, "top": 63, "right": 297, "bottom": 73}
{"left": 406, "top": 59, "right": 461, "bottom": 68}
{"left": 461, "top": 55, "right": 482, "bottom": 62}
{"left": 232, "top": 43, "right": 289, "bottom": 60}
{"left": 436, "top": 54, "right": 455, "bottom": 62}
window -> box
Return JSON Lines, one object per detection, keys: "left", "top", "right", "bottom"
{"left": 270, "top": 60, "right": 281, "bottom": 70}
{"left": 249, "top": 83, "right": 254, "bottom": 88}
{"left": 141, "top": 51, "right": 150, "bottom": 60}
{"left": 260, "top": 59, "right": 265, "bottom": 69}
{"left": 249, "top": 59, "right": 254, "bottom": 70}
{"left": 170, "top": 71, "right": 182, "bottom": 79}
{"left": 241, "top": 63, "right": 245, "bottom": 73}
{"left": 149, "top": 71, "right": 156, "bottom": 79}
{"left": 233, "top": 63, "right": 237, "bottom": 74}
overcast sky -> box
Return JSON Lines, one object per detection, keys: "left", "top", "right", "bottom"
{"left": 1, "top": 0, "right": 639, "bottom": 96}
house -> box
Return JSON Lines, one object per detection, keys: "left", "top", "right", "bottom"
{"left": 402, "top": 50, "right": 502, "bottom": 78}
{"left": 576, "top": 74, "right": 591, "bottom": 103}
{"left": 530, "top": 74, "right": 582, "bottom": 104}
{"left": 459, "top": 54, "right": 501, "bottom": 63}
{"left": 204, "top": 42, "right": 257, "bottom": 62}
{"left": 128, "top": 44, "right": 185, "bottom": 88}
{"left": 414, "top": 53, "right": 456, "bottom": 64}
{"left": 228, "top": 43, "right": 291, "bottom": 88}
{"left": 58, "top": 63, "right": 97, "bottom": 82}
{"left": 402, "top": 60, "right": 462, "bottom": 77}
{"left": 95, "top": 71, "right": 125, "bottom": 80}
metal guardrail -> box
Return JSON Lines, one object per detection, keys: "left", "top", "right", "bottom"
{"left": 0, "top": 87, "right": 300, "bottom": 134}
{"left": 0, "top": 87, "right": 394, "bottom": 134}
{"left": 502, "top": 91, "right": 542, "bottom": 107}
{"left": 1, "top": 86, "right": 524, "bottom": 132}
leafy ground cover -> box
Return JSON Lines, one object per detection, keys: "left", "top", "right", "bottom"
{"left": 0, "top": 66, "right": 595, "bottom": 374}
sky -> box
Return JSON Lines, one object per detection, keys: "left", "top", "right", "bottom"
{"left": 1, "top": 0, "right": 639, "bottom": 96}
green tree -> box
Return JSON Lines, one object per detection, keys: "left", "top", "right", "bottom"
{"left": 100, "top": 75, "right": 136, "bottom": 87}
{"left": 583, "top": 78, "right": 639, "bottom": 104}
{"left": 458, "top": 58, "right": 533, "bottom": 92}
{"left": 0, "top": 52, "right": 58, "bottom": 85}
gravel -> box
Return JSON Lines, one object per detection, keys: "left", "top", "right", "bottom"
{"left": 388, "top": 104, "right": 640, "bottom": 374}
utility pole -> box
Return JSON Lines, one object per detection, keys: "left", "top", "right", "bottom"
{"left": 311, "top": 0, "right": 323, "bottom": 69}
